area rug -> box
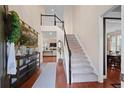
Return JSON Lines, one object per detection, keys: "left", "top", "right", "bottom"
{"left": 32, "top": 62, "right": 57, "bottom": 88}
{"left": 111, "top": 83, "right": 121, "bottom": 88}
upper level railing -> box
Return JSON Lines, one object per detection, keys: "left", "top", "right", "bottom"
{"left": 41, "top": 14, "right": 63, "bottom": 29}
{"left": 41, "top": 14, "right": 72, "bottom": 84}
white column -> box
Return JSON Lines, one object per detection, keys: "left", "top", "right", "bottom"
{"left": 38, "top": 31, "right": 43, "bottom": 63}
{"left": 98, "top": 17, "right": 104, "bottom": 83}
{"left": 121, "top": 5, "right": 124, "bottom": 88}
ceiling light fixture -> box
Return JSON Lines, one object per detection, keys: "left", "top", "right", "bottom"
{"left": 49, "top": 32, "right": 53, "bottom": 35}
{"left": 51, "top": 9, "right": 54, "bottom": 12}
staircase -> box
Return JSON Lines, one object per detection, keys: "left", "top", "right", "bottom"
{"left": 41, "top": 14, "right": 98, "bottom": 84}
{"left": 66, "top": 34, "right": 98, "bottom": 83}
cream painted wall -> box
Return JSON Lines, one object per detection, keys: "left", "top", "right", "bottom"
{"left": 72, "top": 5, "right": 112, "bottom": 75}
{"left": 64, "top": 6, "right": 73, "bottom": 34}
{"left": 8, "top": 5, "right": 45, "bottom": 62}
{"left": 9, "top": 5, "right": 45, "bottom": 32}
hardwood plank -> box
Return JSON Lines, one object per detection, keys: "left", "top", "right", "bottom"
{"left": 43, "top": 56, "right": 56, "bottom": 63}
{"left": 56, "top": 62, "right": 69, "bottom": 88}
{"left": 20, "top": 67, "right": 41, "bottom": 88}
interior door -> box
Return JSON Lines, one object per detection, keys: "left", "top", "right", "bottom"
{"left": 0, "top": 5, "right": 9, "bottom": 88}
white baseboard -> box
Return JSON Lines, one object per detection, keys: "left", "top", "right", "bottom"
{"left": 75, "top": 33, "right": 98, "bottom": 76}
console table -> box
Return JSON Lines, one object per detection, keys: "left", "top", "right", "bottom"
{"left": 10, "top": 52, "right": 40, "bottom": 87}
{"left": 107, "top": 54, "right": 121, "bottom": 69}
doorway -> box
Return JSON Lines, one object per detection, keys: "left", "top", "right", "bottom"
{"left": 42, "top": 31, "right": 57, "bottom": 63}
{"left": 103, "top": 6, "right": 121, "bottom": 87}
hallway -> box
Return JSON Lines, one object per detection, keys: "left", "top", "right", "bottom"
{"left": 20, "top": 60, "right": 120, "bottom": 88}
{"left": 0, "top": 5, "right": 123, "bottom": 88}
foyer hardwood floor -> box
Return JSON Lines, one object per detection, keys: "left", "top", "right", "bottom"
{"left": 43, "top": 56, "right": 56, "bottom": 63}
{"left": 20, "top": 60, "right": 120, "bottom": 88}
{"left": 56, "top": 62, "right": 120, "bottom": 88}
{"left": 20, "top": 67, "right": 41, "bottom": 88}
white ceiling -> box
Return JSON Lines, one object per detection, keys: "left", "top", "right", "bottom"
{"left": 43, "top": 5, "right": 121, "bottom": 20}
{"left": 106, "top": 19, "right": 121, "bottom": 33}
{"left": 104, "top": 5, "right": 121, "bottom": 18}
{"left": 43, "top": 5, "right": 64, "bottom": 20}
{"left": 104, "top": 6, "right": 121, "bottom": 33}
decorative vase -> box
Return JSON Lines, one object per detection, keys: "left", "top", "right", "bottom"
{"left": 16, "top": 49, "right": 21, "bottom": 56}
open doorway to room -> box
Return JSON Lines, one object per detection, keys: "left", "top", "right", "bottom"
{"left": 103, "top": 5, "right": 121, "bottom": 88}
{"left": 42, "top": 31, "right": 57, "bottom": 63}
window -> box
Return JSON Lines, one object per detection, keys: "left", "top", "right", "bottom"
{"left": 110, "top": 34, "right": 121, "bottom": 54}
{"left": 111, "top": 36, "right": 116, "bottom": 53}
{"left": 117, "top": 35, "right": 121, "bottom": 51}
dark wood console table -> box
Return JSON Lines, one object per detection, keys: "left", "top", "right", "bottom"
{"left": 10, "top": 52, "right": 40, "bottom": 87}
{"left": 107, "top": 54, "right": 121, "bottom": 69}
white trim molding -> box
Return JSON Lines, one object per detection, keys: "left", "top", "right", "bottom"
{"left": 98, "top": 16, "right": 104, "bottom": 83}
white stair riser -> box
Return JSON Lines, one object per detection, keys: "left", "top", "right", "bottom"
{"left": 69, "top": 44, "right": 81, "bottom": 46}
{"left": 71, "top": 67, "right": 94, "bottom": 74}
{"left": 67, "top": 38, "right": 78, "bottom": 40}
{"left": 72, "top": 73, "right": 98, "bottom": 83}
{"left": 68, "top": 42, "right": 78, "bottom": 43}
{"left": 72, "top": 56, "right": 88, "bottom": 59}
{"left": 71, "top": 49, "right": 84, "bottom": 51}
{"left": 70, "top": 46, "right": 81, "bottom": 49}
{"left": 71, "top": 51, "right": 85, "bottom": 54}
{"left": 71, "top": 62, "right": 90, "bottom": 67}
{"left": 71, "top": 58, "right": 89, "bottom": 62}
{"left": 68, "top": 41, "right": 79, "bottom": 42}
{"left": 71, "top": 53, "right": 85, "bottom": 56}
{"left": 70, "top": 48, "right": 83, "bottom": 50}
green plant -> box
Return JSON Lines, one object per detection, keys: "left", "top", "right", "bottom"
{"left": 8, "top": 11, "right": 21, "bottom": 43}
{"left": 20, "top": 34, "right": 28, "bottom": 45}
